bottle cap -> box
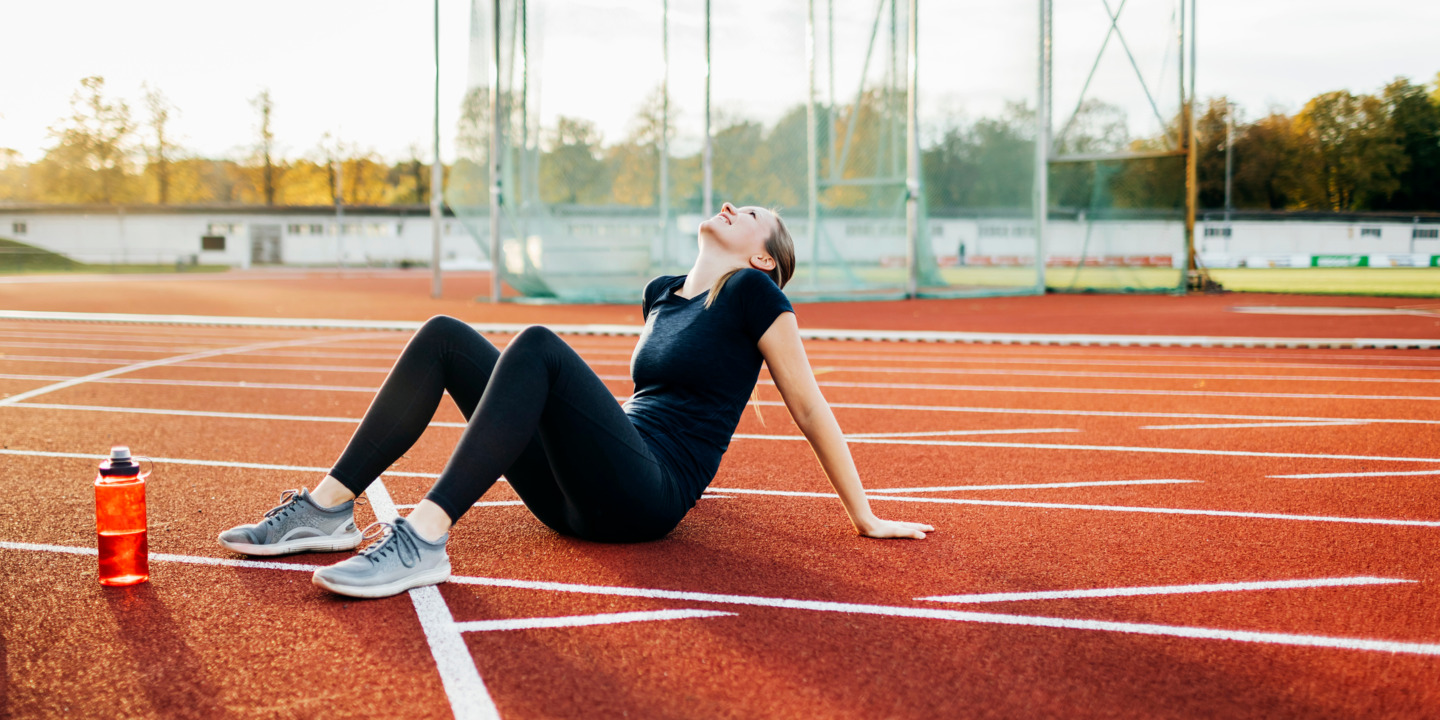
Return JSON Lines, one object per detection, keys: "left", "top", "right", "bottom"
{"left": 100, "top": 446, "right": 140, "bottom": 477}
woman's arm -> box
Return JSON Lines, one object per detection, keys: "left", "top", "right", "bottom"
{"left": 757, "top": 312, "right": 934, "bottom": 540}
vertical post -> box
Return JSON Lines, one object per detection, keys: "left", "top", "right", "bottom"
{"left": 659, "top": 0, "right": 670, "bottom": 272}
{"left": 904, "top": 0, "right": 919, "bottom": 298}
{"left": 702, "top": 0, "right": 713, "bottom": 220}
{"left": 1183, "top": 0, "right": 1199, "bottom": 290}
{"left": 827, "top": 0, "right": 836, "bottom": 179}
{"left": 431, "top": 0, "right": 443, "bottom": 298}
{"left": 335, "top": 156, "right": 345, "bottom": 269}
{"left": 806, "top": 0, "right": 819, "bottom": 287}
{"left": 1224, "top": 100, "right": 1233, "bottom": 223}
{"left": 489, "top": 0, "right": 502, "bottom": 303}
{"left": 1034, "top": 0, "right": 1051, "bottom": 293}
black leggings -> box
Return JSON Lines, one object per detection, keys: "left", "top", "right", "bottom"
{"left": 328, "top": 315, "right": 686, "bottom": 542}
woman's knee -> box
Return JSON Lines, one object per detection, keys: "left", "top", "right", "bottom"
{"left": 508, "top": 325, "right": 563, "bottom": 354}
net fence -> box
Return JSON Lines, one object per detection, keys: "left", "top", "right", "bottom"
{"left": 446, "top": 0, "right": 1184, "bottom": 301}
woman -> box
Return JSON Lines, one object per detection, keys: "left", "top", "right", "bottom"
{"left": 218, "top": 202, "right": 934, "bottom": 599}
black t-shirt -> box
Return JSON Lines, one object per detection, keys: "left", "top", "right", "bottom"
{"left": 622, "top": 268, "right": 795, "bottom": 504}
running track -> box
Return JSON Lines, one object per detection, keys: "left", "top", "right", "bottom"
{"left": 1, "top": 290, "right": 1438, "bottom": 717}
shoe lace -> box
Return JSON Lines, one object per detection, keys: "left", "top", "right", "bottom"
{"left": 262, "top": 488, "right": 304, "bottom": 521}
{"left": 357, "top": 521, "right": 420, "bottom": 568}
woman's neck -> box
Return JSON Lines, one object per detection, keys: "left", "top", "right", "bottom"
{"left": 680, "top": 248, "right": 747, "bottom": 299}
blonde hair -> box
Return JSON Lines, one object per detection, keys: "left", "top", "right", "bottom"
{"left": 702, "top": 208, "right": 796, "bottom": 309}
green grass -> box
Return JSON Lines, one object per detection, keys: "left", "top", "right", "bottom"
{"left": 0, "top": 237, "right": 228, "bottom": 275}
{"left": 1206, "top": 268, "right": 1440, "bottom": 297}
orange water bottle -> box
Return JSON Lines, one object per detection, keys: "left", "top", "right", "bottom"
{"left": 95, "top": 446, "right": 150, "bottom": 586}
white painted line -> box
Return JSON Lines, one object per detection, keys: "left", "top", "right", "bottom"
{"left": 920, "top": 576, "right": 1414, "bottom": 604}
{"left": 0, "top": 333, "right": 372, "bottom": 407}
{"left": 0, "top": 448, "right": 445, "bottom": 479}
{"left": 804, "top": 364, "right": 1440, "bottom": 385}
{"left": 5, "top": 540, "right": 1437, "bottom": 656}
{"left": 798, "top": 351, "right": 1440, "bottom": 374}
{"left": 1268, "top": 469, "right": 1440, "bottom": 479}
{"left": 1142, "top": 421, "right": 1370, "bottom": 430}
{"left": 442, "top": 575, "right": 1440, "bottom": 656}
{"left": 807, "top": 380, "right": 1440, "bottom": 403}
{"left": 454, "top": 609, "right": 735, "bottom": 633}
{"left": 6, "top": 401, "right": 471, "bottom": 429}
{"left": 705, "top": 486, "right": 1440, "bottom": 527}
{"left": 4, "top": 309, "right": 1436, "bottom": 349}
{"left": 396, "top": 501, "right": 527, "bottom": 510}
{"left": 843, "top": 428, "right": 1077, "bottom": 438}
{"left": 733, "top": 433, "right": 1440, "bottom": 464}
{"left": 367, "top": 480, "right": 502, "bottom": 720}
{"left": 868, "top": 479, "right": 1198, "bottom": 493}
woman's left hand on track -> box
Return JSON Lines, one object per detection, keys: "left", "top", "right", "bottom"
{"left": 857, "top": 517, "right": 934, "bottom": 540}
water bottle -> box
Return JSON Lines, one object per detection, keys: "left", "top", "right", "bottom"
{"left": 95, "top": 446, "right": 149, "bottom": 586}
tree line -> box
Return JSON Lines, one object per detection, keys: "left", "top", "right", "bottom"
{"left": 1, "top": 73, "right": 1436, "bottom": 214}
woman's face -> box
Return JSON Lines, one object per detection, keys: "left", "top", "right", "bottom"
{"left": 699, "top": 201, "right": 778, "bottom": 271}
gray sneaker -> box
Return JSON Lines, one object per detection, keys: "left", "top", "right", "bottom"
{"left": 310, "top": 517, "right": 451, "bottom": 599}
{"left": 217, "top": 488, "right": 363, "bottom": 556}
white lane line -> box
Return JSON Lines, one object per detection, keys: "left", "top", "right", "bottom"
{"left": 805, "top": 380, "right": 1440, "bottom": 403}
{"left": 396, "top": 501, "right": 527, "bottom": 510}
{"left": 5, "top": 402, "right": 470, "bottom": 428}
{"left": 1269, "top": 469, "right": 1440, "bottom": 479}
{"left": 0, "top": 333, "right": 372, "bottom": 408}
{"left": 798, "top": 351, "right": 1440, "bottom": 373}
{"left": 919, "top": 576, "right": 1414, "bottom": 604}
{"left": 705, "top": 486, "right": 1440, "bottom": 527}
{"left": 8, "top": 371, "right": 1440, "bottom": 428}
{"left": 0, "top": 448, "right": 446, "bottom": 479}
{"left": 803, "top": 365, "right": 1440, "bottom": 385}
{"left": 1142, "top": 421, "right": 1371, "bottom": 430}
{"left": 8, "top": 309, "right": 1440, "bottom": 349}
{"left": 868, "top": 479, "right": 1197, "bottom": 493}
{"left": 734, "top": 433, "right": 1440, "bottom": 464}
{"left": 454, "top": 609, "right": 735, "bottom": 633}
{"left": 843, "top": 428, "right": 1077, "bottom": 438}
{"left": 6, "top": 540, "right": 1438, "bottom": 656}
{"left": 367, "top": 481, "right": 502, "bottom": 720}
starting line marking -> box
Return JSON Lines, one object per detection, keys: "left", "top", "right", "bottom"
{"left": 454, "top": 609, "right": 735, "bottom": 633}
{"left": 919, "top": 576, "right": 1415, "bottom": 604}
{"left": 4, "top": 539, "right": 1439, "bottom": 657}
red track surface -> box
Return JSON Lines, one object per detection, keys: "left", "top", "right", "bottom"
{"left": 2, "top": 272, "right": 1439, "bottom": 718}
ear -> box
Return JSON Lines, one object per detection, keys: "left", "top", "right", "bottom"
{"left": 749, "top": 254, "right": 776, "bottom": 272}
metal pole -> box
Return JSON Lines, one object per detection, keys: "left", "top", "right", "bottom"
{"left": 1183, "top": 0, "right": 1199, "bottom": 289}
{"left": 430, "top": 0, "right": 443, "bottom": 298}
{"left": 489, "top": 0, "right": 502, "bottom": 303}
{"left": 904, "top": 0, "right": 919, "bottom": 298}
{"left": 827, "top": 0, "right": 836, "bottom": 178}
{"left": 335, "top": 156, "right": 345, "bottom": 269}
{"left": 1224, "top": 99, "right": 1233, "bottom": 223}
{"left": 701, "top": 0, "right": 713, "bottom": 220}
{"left": 659, "top": 0, "right": 670, "bottom": 272}
{"left": 806, "top": 0, "right": 819, "bottom": 287}
{"left": 1034, "top": 0, "right": 1051, "bottom": 293}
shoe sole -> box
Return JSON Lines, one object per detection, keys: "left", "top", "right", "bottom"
{"left": 216, "top": 530, "right": 364, "bottom": 557}
{"left": 310, "top": 561, "right": 453, "bottom": 599}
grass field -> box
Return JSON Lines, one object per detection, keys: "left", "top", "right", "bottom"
{"left": 0, "top": 237, "right": 227, "bottom": 275}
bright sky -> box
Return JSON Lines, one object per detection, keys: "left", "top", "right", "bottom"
{"left": 0, "top": 0, "right": 1435, "bottom": 164}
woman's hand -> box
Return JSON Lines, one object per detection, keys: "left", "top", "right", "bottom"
{"left": 856, "top": 515, "right": 934, "bottom": 540}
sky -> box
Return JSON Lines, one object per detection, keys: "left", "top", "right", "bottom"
{"left": 0, "top": 0, "right": 1435, "bottom": 164}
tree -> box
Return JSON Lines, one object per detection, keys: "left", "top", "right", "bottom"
{"left": 143, "top": 84, "right": 178, "bottom": 204}
{"left": 539, "top": 117, "right": 606, "bottom": 205}
{"left": 34, "top": 76, "right": 137, "bottom": 204}
{"left": 251, "top": 89, "right": 278, "bottom": 205}
{"left": 1293, "top": 90, "right": 1407, "bottom": 210}
{"left": 1373, "top": 77, "right": 1440, "bottom": 210}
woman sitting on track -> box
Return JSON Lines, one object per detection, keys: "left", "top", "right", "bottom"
{"left": 218, "top": 201, "right": 934, "bottom": 599}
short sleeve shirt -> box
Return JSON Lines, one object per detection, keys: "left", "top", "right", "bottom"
{"left": 622, "top": 268, "right": 795, "bottom": 503}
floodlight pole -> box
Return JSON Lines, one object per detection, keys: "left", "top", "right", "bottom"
{"left": 1182, "top": 0, "right": 1199, "bottom": 291}
{"left": 806, "top": 0, "right": 819, "bottom": 287}
{"left": 1034, "top": 0, "right": 1052, "bottom": 294}
{"left": 1224, "top": 99, "right": 1233, "bottom": 223}
{"left": 431, "top": 0, "right": 443, "bottom": 298}
{"left": 489, "top": 0, "right": 502, "bottom": 303}
{"left": 659, "top": 0, "right": 671, "bottom": 272}
{"left": 702, "top": 0, "right": 713, "bottom": 221}
{"left": 904, "top": 0, "right": 919, "bottom": 299}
